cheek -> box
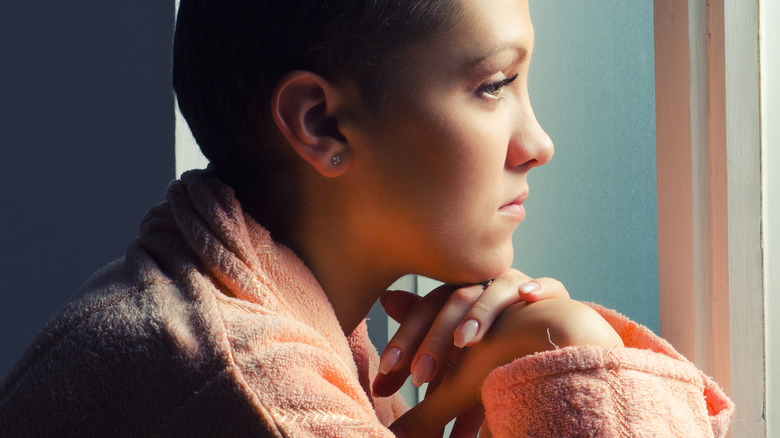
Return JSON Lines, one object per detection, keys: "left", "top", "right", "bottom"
{"left": 376, "top": 115, "right": 516, "bottom": 282}
{"left": 397, "top": 126, "right": 498, "bottom": 211}
{"left": 435, "top": 115, "right": 512, "bottom": 203}
{"left": 419, "top": 103, "right": 509, "bottom": 166}
{"left": 376, "top": 101, "right": 513, "bottom": 222}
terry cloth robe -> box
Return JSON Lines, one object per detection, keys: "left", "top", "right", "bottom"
{"left": 0, "top": 170, "right": 733, "bottom": 437}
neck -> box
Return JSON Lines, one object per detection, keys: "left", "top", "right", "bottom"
{"left": 295, "top": 230, "right": 400, "bottom": 334}
{"left": 236, "top": 172, "right": 400, "bottom": 336}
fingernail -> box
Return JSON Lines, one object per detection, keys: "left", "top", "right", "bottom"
{"left": 519, "top": 281, "right": 541, "bottom": 295}
{"left": 411, "top": 354, "right": 436, "bottom": 387}
{"left": 378, "top": 346, "right": 402, "bottom": 375}
{"left": 454, "top": 319, "right": 479, "bottom": 348}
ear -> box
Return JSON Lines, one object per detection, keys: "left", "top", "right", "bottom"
{"left": 271, "top": 71, "right": 350, "bottom": 178}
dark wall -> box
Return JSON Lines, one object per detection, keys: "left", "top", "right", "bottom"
{"left": 0, "top": 1, "right": 175, "bottom": 376}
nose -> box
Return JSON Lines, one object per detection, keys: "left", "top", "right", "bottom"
{"left": 506, "top": 99, "right": 554, "bottom": 169}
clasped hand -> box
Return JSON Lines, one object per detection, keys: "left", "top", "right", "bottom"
{"left": 375, "top": 269, "right": 624, "bottom": 438}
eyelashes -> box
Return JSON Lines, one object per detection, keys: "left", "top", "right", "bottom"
{"left": 477, "top": 74, "right": 519, "bottom": 99}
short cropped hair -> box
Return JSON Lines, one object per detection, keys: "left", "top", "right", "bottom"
{"left": 173, "top": 0, "right": 460, "bottom": 184}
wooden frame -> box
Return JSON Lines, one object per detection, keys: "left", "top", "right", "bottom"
{"left": 724, "top": 1, "right": 765, "bottom": 435}
{"left": 654, "top": 0, "right": 767, "bottom": 435}
{"left": 653, "top": 0, "right": 730, "bottom": 387}
{"left": 761, "top": 0, "right": 779, "bottom": 435}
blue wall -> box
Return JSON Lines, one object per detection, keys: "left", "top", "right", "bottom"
{"left": 515, "top": 1, "right": 659, "bottom": 331}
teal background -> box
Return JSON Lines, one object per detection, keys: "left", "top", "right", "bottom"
{"left": 515, "top": 1, "right": 660, "bottom": 332}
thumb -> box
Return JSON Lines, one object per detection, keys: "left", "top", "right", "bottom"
{"left": 389, "top": 396, "right": 447, "bottom": 438}
{"left": 389, "top": 379, "right": 469, "bottom": 438}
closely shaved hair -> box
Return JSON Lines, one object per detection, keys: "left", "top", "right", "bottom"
{"left": 173, "top": 0, "right": 462, "bottom": 185}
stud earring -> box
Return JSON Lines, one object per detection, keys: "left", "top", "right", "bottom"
{"left": 331, "top": 154, "right": 342, "bottom": 166}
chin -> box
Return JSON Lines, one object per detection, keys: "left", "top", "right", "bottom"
{"left": 438, "top": 248, "right": 515, "bottom": 285}
{"left": 481, "top": 239, "right": 515, "bottom": 278}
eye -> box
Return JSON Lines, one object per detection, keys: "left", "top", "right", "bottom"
{"left": 477, "top": 74, "right": 519, "bottom": 99}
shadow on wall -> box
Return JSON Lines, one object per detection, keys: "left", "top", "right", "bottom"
{"left": 0, "top": 1, "right": 175, "bottom": 376}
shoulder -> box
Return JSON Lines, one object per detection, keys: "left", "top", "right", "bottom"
{"left": 0, "top": 243, "right": 266, "bottom": 435}
{"left": 480, "top": 303, "right": 734, "bottom": 437}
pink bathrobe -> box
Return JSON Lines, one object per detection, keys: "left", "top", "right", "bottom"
{"left": 0, "top": 170, "right": 733, "bottom": 437}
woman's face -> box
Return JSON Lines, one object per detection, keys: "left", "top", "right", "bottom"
{"left": 339, "top": 0, "right": 553, "bottom": 284}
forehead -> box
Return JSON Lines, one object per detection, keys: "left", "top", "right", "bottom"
{"left": 371, "top": 0, "right": 533, "bottom": 113}
{"left": 467, "top": 1, "right": 531, "bottom": 53}
{"left": 408, "top": 0, "right": 533, "bottom": 74}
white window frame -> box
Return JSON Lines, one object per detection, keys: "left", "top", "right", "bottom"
{"left": 655, "top": 0, "right": 773, "bottom": 436}
{"left": 761, "top": 0, "right": 779, "bottom": 436}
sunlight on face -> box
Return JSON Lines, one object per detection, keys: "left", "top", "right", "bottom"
{"left": 340, "top": 0, "right": 554, "bottom": 284}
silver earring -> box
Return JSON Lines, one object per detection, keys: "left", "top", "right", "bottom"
{"left": 331, "top": 154, "right": 342, "bottom": 166}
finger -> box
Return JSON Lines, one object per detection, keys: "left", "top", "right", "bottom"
{"left": 410, "top": 284, "right": 484, "bottom": 387}
{"left": 423, "top": 345, "right": 457, "bottom": 398}
{"left": 380, "top": 290, "right": 421, "bottom": 323}
{"left": 389, "top": 372, "right": 474, "bottom": 438}
{"left": 517, "top": 277, "right": 570, "bottom": 302}
{"left": 373, "top": 284, "right": 457, "bottom": 394}
{"left": 453, "top": 274, "right": 569, "bottom": 348}
{"left": 449, "top": 405, "right": 485, "bottom": 438}
{"left": 451, "top": 272, "right": 532, "bottom": 348}
{"left": 374, "top": 341, "right": 461, "bottom": 398}
{"left": 372, "top": 369, "right": 412, "bottom": 398}
{"left": 388, "top": 389, "right": 451, "bottom": 438}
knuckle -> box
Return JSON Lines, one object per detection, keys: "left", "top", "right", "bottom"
{"left": 421, "top": 333, "right": 454, "bottom": 354}
{"left": 449, "top": 287, "right": 481, "bottom": 307}
{"left": 389, "top": 332, "right": 416, "bottom": 348}
{"left": 467, "top": 300, "right": 497, "bottom": 319}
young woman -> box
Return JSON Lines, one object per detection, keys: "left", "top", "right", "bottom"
{"left": 0, "top": 0, "right": 733, "bottom": 436}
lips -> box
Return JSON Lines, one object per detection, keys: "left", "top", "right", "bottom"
{"left": 498, "top": 191, "right": 528, "bottom": 219}
{"left": 500, "top": 191, "right": 528, "bottom": 210}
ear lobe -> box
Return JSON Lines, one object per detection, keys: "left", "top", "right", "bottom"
{"left": 272, "top": 71, "right": 350, "bottom": 177}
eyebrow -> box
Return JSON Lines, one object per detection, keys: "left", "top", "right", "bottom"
{"left": 465, "top": 44, "right": 529, "bottom": 69}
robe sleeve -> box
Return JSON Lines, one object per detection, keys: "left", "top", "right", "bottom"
{"left": 480, "top": 304, "right": 734, "bottom": 437}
